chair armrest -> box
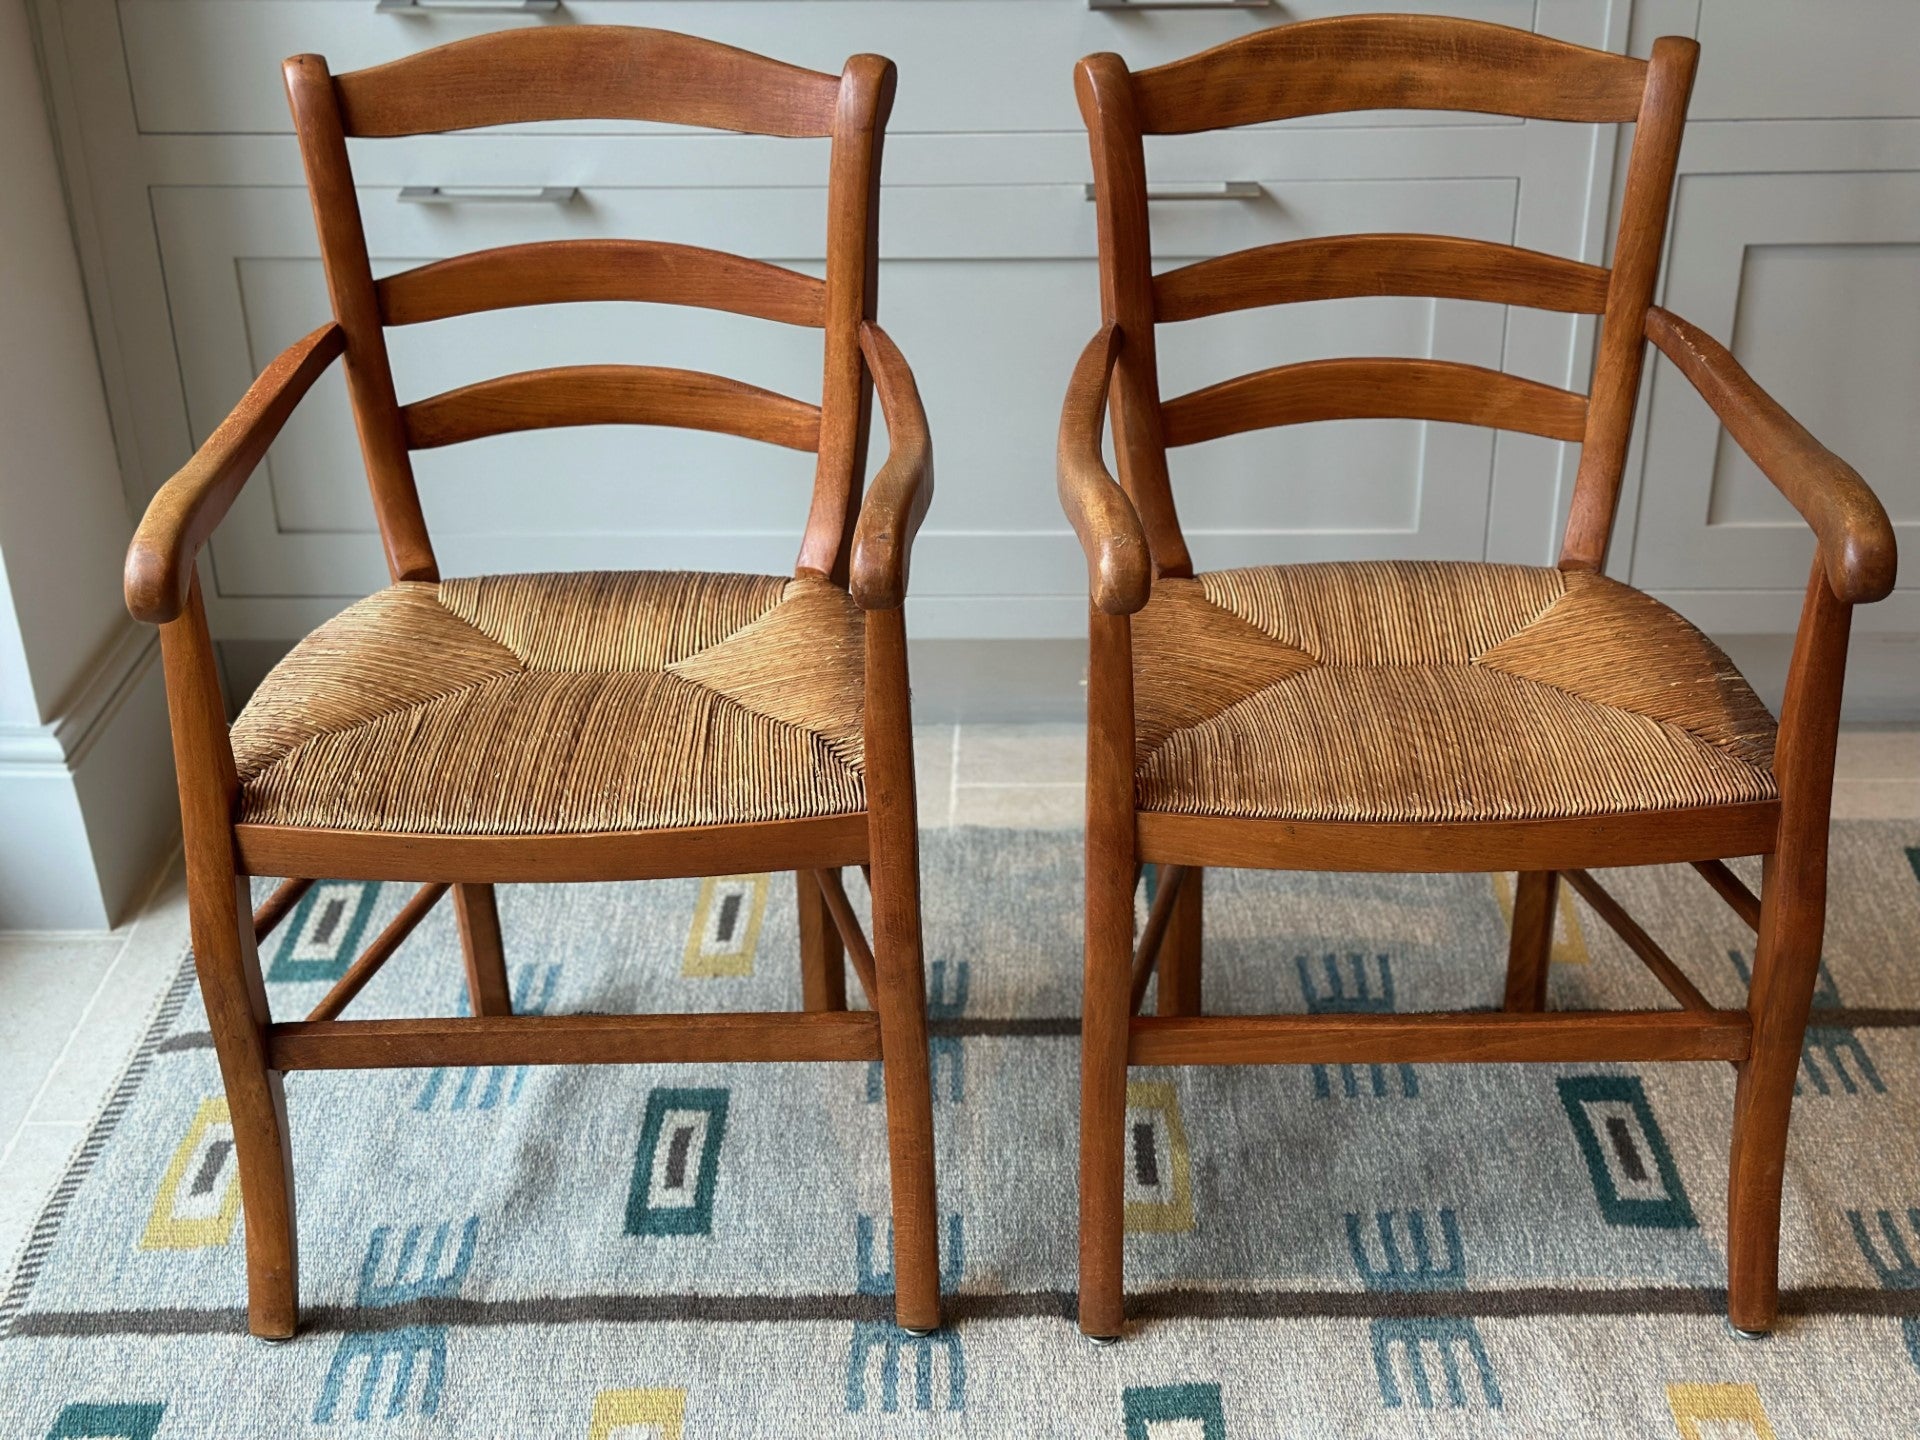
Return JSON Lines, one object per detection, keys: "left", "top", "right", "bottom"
{"left": 1646, "top": 306, "right": 1896, "bottom": 604}
{"left": 850, "top": 321, "right": 933, "bottom": 611}
{"left": 1059, "top": 324, "right": 1150, "bottom": 615}
{"left": 125, "top": 323, "right": 346, "bottom": 623}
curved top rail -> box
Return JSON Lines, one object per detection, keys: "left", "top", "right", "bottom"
{"left": 328, "top": 27, "right": 844, "bottom": 139}
{"left": 1131, "top": 15, "right": 1649, "bottom": 134}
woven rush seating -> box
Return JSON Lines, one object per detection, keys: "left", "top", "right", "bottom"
{"left": 1132, "top": 560, "right": 1777, "bottom": 822}
{"left": 230, "top": 570, "right": 867, "bottom": 834}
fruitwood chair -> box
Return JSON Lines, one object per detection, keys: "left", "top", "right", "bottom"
{"left": 1062, "top": 15, "right": 1897, "bottom": 1342}
{"left": 124, "top": 28, "right": 942, "bottom": 1338}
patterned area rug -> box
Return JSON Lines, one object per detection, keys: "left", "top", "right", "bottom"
{"left": 3, "top": 826, "right": 1918, "bottom": 1436}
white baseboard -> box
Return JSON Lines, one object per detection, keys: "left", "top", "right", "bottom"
{"left": 0, "top": 625, "right": 178, "bottom": 929}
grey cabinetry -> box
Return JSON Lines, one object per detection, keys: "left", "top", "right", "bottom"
{"left": 33, "top": 0, "right": 1918, "bottom": 708}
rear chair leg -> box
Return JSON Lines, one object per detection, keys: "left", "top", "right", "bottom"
{"left": 798, "top": 869, "right": 847, "bottom": 1012}
{"left": 196, "top": 873, "right": 299, "bottom": 1339}
{"left": 1156, "top": 866, "right": 1203, "bottom": 1017}
{"left": 454, "top": 883, "right": 512, "bottom": 1016}
{"left": 1503, "top": 870, "right": 1558, "bottom": 1012}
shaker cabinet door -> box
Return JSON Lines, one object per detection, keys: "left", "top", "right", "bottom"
{"left": 1630, "top": 170, "right": 1919, "bottom": 629}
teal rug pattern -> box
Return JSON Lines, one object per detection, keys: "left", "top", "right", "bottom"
{"left": 3, "top": 825, "right": 1919, "bottom": 1436}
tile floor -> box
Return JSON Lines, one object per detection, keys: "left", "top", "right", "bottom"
{"left": 3, "top": 724, "right": 1916, "bottom": 1287}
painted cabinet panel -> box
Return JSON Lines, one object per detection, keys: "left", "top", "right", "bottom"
{"left": 1692, "top": 0, "right": 1920, "bottom": 121}
{"left": 1631, "top": 170, "right": 1920, "bottom": 622}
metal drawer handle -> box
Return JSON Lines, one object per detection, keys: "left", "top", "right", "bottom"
{"left": 398, "top": 185, "right": 579, "bottom": 205}
{"left": 1083, "top": 182, "right": 1263, "bottom": 202}
{"left": 376, "top": 1, "right": 562, "bottom": 14}
{"left": 1088, "top": 0, "right": 1275, "bottom": 10}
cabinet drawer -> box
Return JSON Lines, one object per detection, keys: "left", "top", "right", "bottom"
{"left": 155, "top": 171, "right": 1529, "bottom": 631}
{"left": 120, "top": 0, "right": 1540, "bottom": 137}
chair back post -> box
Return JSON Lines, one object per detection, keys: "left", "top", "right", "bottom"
{"left": 1560, "top": 35, "right": 1699, "bottom": 572}
{"left": 283, "top": 54, "right": 438, "bottom": 584}
{"left": 1076, "top": 54, "right": 1192, "bottom": 581}
{"left": 798, "top": 55, "right": 896, "bottom": 586}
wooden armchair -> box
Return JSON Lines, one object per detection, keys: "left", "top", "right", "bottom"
{"left": 125, "top": 28, "right": 942, "bottom": 1339}
{"left": 1063, "top": 16, "right": 1897, "bottom": 1342}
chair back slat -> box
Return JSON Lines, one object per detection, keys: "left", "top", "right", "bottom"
{"left": 1078, "top": 16, "right": 1697, "bottom": 577}
{"left": 377, "top": 241, "right": 828, "bottom": 328}
{"left": 285, "top": 29, "right": 891, "bottom": 589}
{"left": 1132, "top": 15, "right": 1648, "bottom": 134}
{"left": 331, "top": 27, "right": 841, "bottom": 138}
{"left": 1154, "top": 235, "right": 1612, "bottom": 324}
{"left": 400, "top": 366, "right": 823, "bottom": 453}
{"left": 1161, "top": 359, "right": 1589, "bottom": 449}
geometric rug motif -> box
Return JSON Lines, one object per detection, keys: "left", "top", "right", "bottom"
{"left": 2, "top": 823, "right": 1917, "bottom": 1435}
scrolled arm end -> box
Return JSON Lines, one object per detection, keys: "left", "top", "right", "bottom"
{"left": 1059, "top": 324, "right": 1150, "bottom": 616}
{"left": 1826, "top": 512, "right": 1898, "bottom": 606}
{"left": 850, "top": 320, "right": 933, "bottom": 611}
{"left": 1646, "top": 306, "right": 1896, "bottom": 605}
{"left": 124, "top": 513, "right": 194, "bottom": 626}
{"left": 123, "top": 322, "right": 345, "bottom": 626}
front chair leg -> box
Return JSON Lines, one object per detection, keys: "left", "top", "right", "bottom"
{"left": 1079, "top": 848, "right": 1135, "bottom": 1339}
{"left": 867, "top": 845, "right": 941, "bottom": 1332}
{"left": 1726, "top": 852, "right": 1827, "bottom": 1333}
{"left": 1081, "top": 609, "right": 1136, "bottom": 1340}
{"left": 862, "top": 610, "right": 941, "bottom": 1333}
{"left": 1503, "top": 870, "right": 1559, "bottom": 1012}
{"left": 196, "top": 874, "right": 299, "bottom": 1339}
{"left": 453, "top": 883, "right": 512, "bottom": 1016}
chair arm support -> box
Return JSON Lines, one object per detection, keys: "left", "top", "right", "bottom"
{"left": 1646, "top": 306, "right": 1896, "bottom": 605}
{"left": 849, "top": 321, "right": 933, "bottom": 611}
{"left": 125, "top": 322, "right": 346, "bottom": 624}
{"left": 1058, "top": 324, "right": 1150, "bottom": 615}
